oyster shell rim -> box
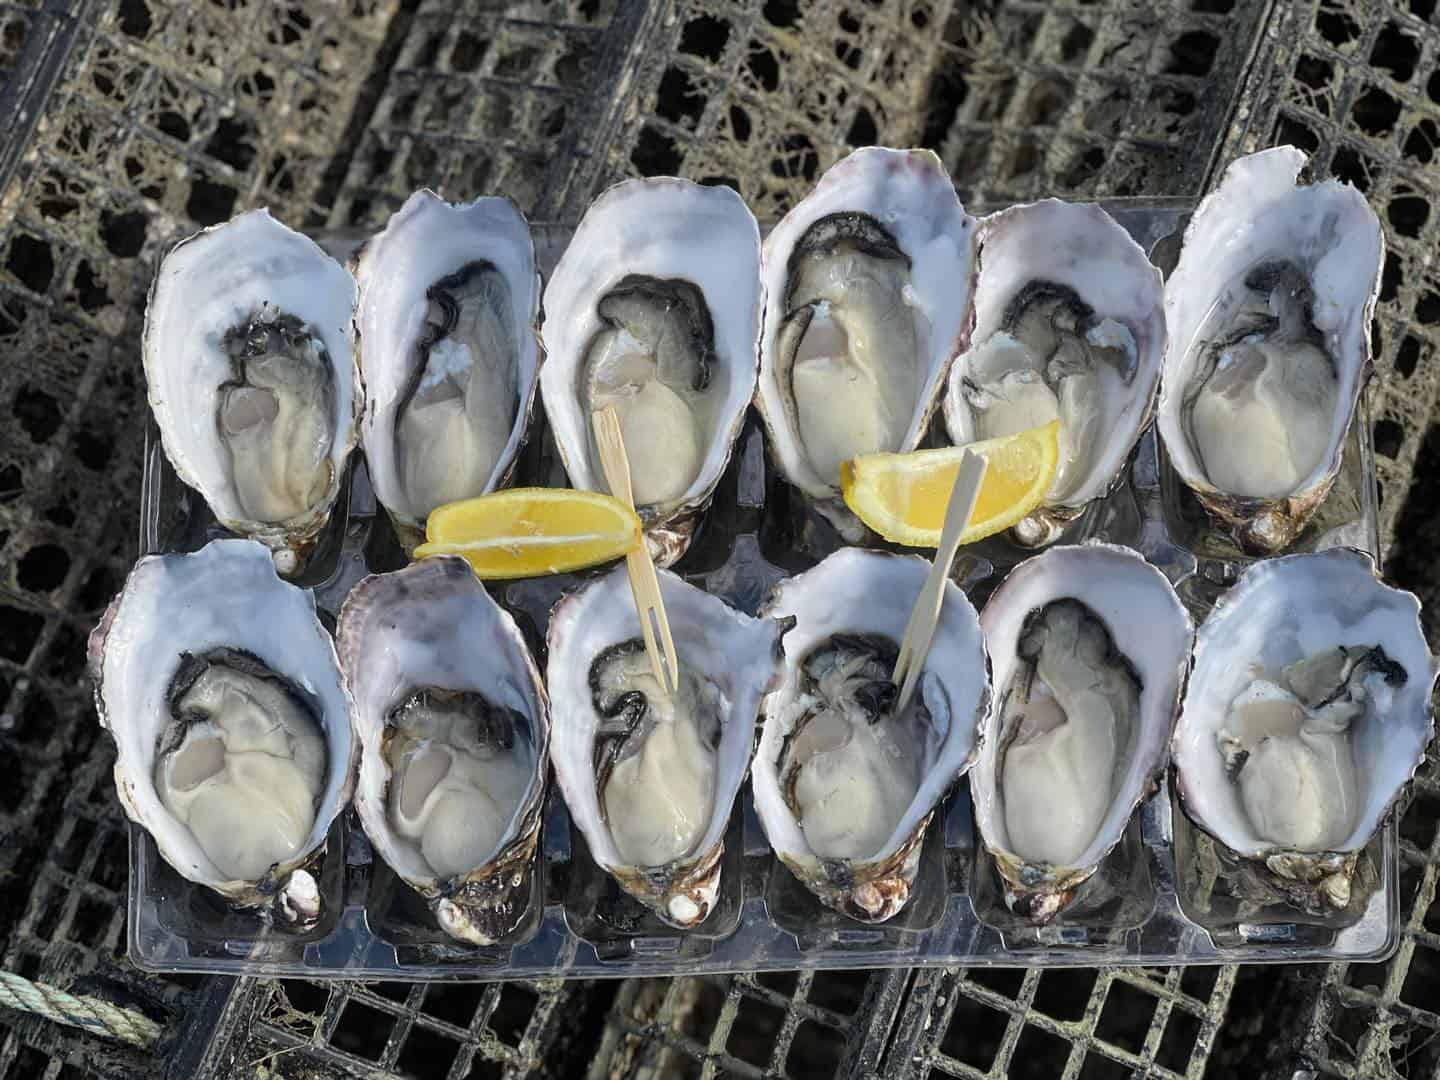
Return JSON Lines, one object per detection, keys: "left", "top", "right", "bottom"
{"left": 754, "top": 146, "right": 978, "bottom": 507}
{"left": 942, "top": 198, "right": 1167, "bottom": 518}
{"left": 970, "top": 540, "right": 1194, "bottom": 920}
{"left": 335, "top": 554, "right": 551, "bottom": 946}
{"left": 544, "top": 562, "right": 787, "bottom": 928}
{"left": 537, "top": 176, "right": 762, "bottom": 565}
{"left": 86, "top": 537, "right": 358, "bottom": 916}
{"left": 351, "top": 189, "right": 544, "bottom": 538}
{"left": 1170, "top": 546, "right": 1437, "bottom": 863}
{"left": 1154, "top": 146, "right": 1385, "bottom": 551}
{"left": 752, "top": 546, "right": 990, "bottom": 921}
{"left": 141, "top": 208, "right": 362, "bottom": 568}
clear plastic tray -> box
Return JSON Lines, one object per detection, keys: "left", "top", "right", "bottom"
{"left": 127, "top": 201, "right": 1398, "bottom": 979}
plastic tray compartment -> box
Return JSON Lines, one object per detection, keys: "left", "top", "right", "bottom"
{"left": 127, "top": 200, "right": 1398, "bottom": 980}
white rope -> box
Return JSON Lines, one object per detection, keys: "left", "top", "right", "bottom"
{"left": 0, "top": 970, "right": 161, "bottom": 1048}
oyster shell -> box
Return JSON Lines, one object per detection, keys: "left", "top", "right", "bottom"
{"left": 1157, "top": 147, "right": 1383, "bottom": 552}
{"left": 1172, "top": 548, "right": 1435, "bottom": 912}
{"left": 546, "top": 566, "right": 786, "bottom": 927}
{"left": 757, "top": 148, "right": 976, "bottom": 537}
{"left": 972, "top": 543, "right": 1191, "bottom": 922}
{"left": 87, "top": 539, "right": 355, "bottom": 926}
{"left": 943, "top": 200, "right": 1165, "bottom": 546}
{"left": 540, "top": 179, "right": 761, "bottom": 566}
{"left": 754, "top": 548, "right": 988, "bottom": 921}
{"left": 144, "top": 210, "right": 359, "bottom": 575}
{"left": 336, "top": 556, "right": 548, "bottom": 945}
{"left": 353, "top": 191, "right": 541, "bottom": 549}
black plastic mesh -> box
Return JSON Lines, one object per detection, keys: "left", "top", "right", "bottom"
{"left": 884, "top": 966, "right": 1234, "bottom": 1080}
{"left": 4, "top": 1, "right": 1440, "bottom": 1079}
{"left": 921, "top": 0, "right": 1270, "bottom": 206}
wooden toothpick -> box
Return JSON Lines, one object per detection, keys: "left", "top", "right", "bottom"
{"left": 892, "top": 450, "right": 987, "bottom": 716}
{"left": 592, "top": 406, "right": 680, "bottom": 698}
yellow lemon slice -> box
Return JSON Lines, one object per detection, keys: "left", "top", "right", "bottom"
{"left": 415, "top": 488, "right": 643, "bottom": 579}
{"left": 840, "top": 421, "right": 1061, "bottom": 547}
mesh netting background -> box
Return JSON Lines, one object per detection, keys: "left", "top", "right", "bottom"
{"left": 2, "top": 1, "right": 1439, "bottom": 1078}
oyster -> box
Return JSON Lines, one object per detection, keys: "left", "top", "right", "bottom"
{"left": 546, "top": 566, "right": 785, "bottom": 927}
{"left": 754, "top": 548, "right": 988, "bottom": 921}
{"left": 943, "top": 200, "right": 1165, "bottom": 546}
{"left": 540, "top": 179, "right": 761, "bottom": 566}
{"left": 144, "top": 210, "right": 359, "bottom": 575}
{"left": 1172, "top": 549, "right": 1434, "bottom": 912}
{"left": 353, "top": 191, "right": 541, "bottom": 549}
{"left": 1157, "top": 147, "right": 1383, "bottom": 552}
{"left": 757, "top": 148, "right": 975, "bottom": 537}
{"left": 87, "top": 539, "right": 355, "bottom": 925}
{"left": 336, "top": 557, "right": 548, "bottom": 945}
{"left": 972, "top": 543, "right": 1191, "bottom": 922}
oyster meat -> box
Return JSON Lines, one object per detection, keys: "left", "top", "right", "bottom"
{"left": 337, "top": 557, "right": 548, "bottom": 945}
{"left": 1158, "top": 147, "right": 1383, "bottom": 552}
{"left": 944, "top": 200, "right": 1165, "bottom": 545}
{"left": 87, "top": 539, "right": 355, "bottom": 925}
{"left": 540, "top": 179, "right": 761, "bottom": 566}
{"left": 547, "top": 566, "right": 785, "bottom": 927}
{"left": 143, "top": 210, "right": 359, "bottom": 575}
{"left": 754, "top": 548, "right": 988, "bottom": 921}
{"left": 1172, "top": 549, "right": 1435, "bottom": 912}
{"left": 354, "top": 192, "right": 541, "bottom": 548}
{"left": 758, "top": 148, "right": 975, "bottom": 536}
{"left": 972, "top": 543, "right": 1191, "bottom": 922}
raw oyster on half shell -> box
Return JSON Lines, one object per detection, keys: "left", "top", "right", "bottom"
{"left": 540, "top": 179, "right": 761, "bottom": 566}
{"left": 944, "top": 200, "right": 1165, "bottom": 546}
{"left": 143, "top": 210, "right": 359, "bottom": 575}
{"left": 546, "top": 566, "right": 786, "bottom": 927}
{"left": 757, "top": 148, "right": 975, "bottom": 538}
{"left": 337, "top": 556, "right": 548, "bottom": 945}
{"left": 1158, "top": 147, "right": 1383, "bottom": 552}
{"left": 87, "top": 539, "right": 356, "bottom": 926}
{"left": 972, "top": 543, "right": 1191, "bottom": 922}
{"left": 353, "top": 191, "right": 542, "bottom": 549}
{"left": 1172, "top": 549, "right": 1434, "bottom": 912}
{"left": 754, "top": 548, "right": 988, "bottom": 921}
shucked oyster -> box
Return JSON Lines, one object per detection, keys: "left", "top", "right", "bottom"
{"left": 972, "top": 543, "right": 1191, "bottom": 922}
{"left": 757, "top": 148, "right": 975, "bottom": 537}
{"left": 944, "top": 201, "right": 1165, "bottom": 545}
{"left": 337, "top": 557, "right": 548, "bottom": 945}
{"left": 754, "top": 548, "right": 988, "bottom": 921}
{"left": 354, "top": 191, "right": 541, "bottom": 549}
{"left": 547, "top": 566, "right": 786, "bottom": 927}
{"left": 540, "top": 179, "right": 761, "bottom": 566}
{"left": 87, "top": 539, "right": 355, "bottom": 925}
{"left": 1172, "top": 549, "right": 1434, "bottom": 912}
{"left": 1158, "top": 147, "right": 1383, "bottom": 552}
{"left": 144, "top": 210, "right": 359, "bottom": 575}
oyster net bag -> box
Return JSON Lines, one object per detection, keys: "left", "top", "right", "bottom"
{"left": 1, "top": 1, "right": 1439, "bottom": 1078}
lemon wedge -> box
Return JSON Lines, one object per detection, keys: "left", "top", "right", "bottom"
{"left": 840, "top": 421, "right": 1061, "bottom": 547}
{"left": 415, "top": 488, "right": 642, "bottom": 579}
